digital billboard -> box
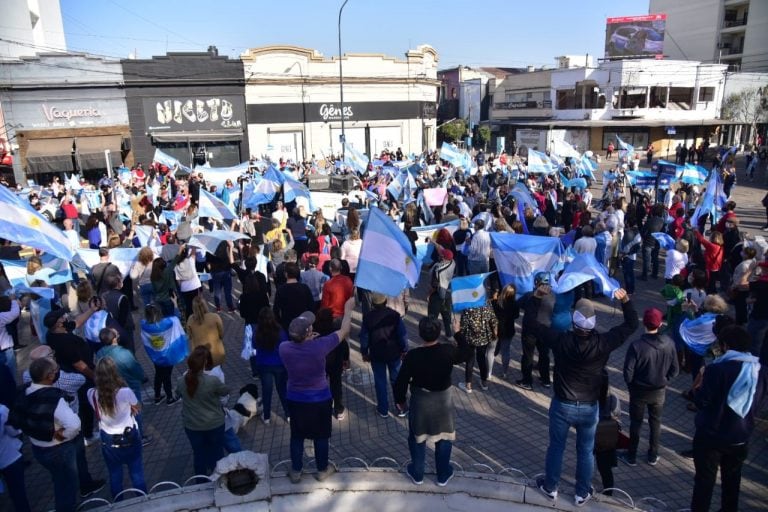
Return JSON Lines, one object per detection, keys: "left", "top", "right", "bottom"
{"left": 605, "top": 14, "right": 666, "bottom": 59}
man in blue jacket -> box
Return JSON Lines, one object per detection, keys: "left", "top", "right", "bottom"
{"left": 690, "top": 324, "right": 767, "bottom": 512}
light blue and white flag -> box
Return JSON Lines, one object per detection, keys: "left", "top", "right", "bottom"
{"left": 563, "top": 253, "right": 620, "bottom": 296}
{"left": 108, "top": 248, "right": 141, "bottom": 278}
{"left": 188, "top": 230, "right": 249, "bottom": 255}
{"left": 283, "top": 175, "right": 315, "bottom": 211}
{"left": 84, "top": 310, "right": 109, "bottom": 344}
{"left": 159, "top": 210, "right": 182, "bottom": 230}
{"left": 29, "top": 296, "right": 52, "bottom": 344}
{"left": 679, "top": 313, "right": 718, "bottom": 356}
{"left": 412, "top": 220, "right": 460, "bottom": 264}
{"left": 134, "top": 225, "right": 161, "bottom": 248}
{"left": 118, "top": 166, "right": 132, "bottom": 185}
{"left": 8, "top": 284, "right": 55, "bottom": 300}
{"left": 551, "top": 139, "right": 581, "bottom": 159}
{"left": 551, "top": 271, "right": 594, "bottom": 294}
{"left": 0, "top": 185, "right": 75, "bottom": 261}
{"left": 195, "top": 162, "right": 249, "bottom": 187}
{"left": 198, "top": 188, "right": 236, "bottom": 220}
{"left": 343, "top": 142, "right": 370, "bottom": 173}
{"left": 66, "top": 174, "right": 82, "bottom": 191}
{"left": 526, "top": 149, "right": 555, "bottom": 174}
{"left": 152, "top": 148, "right": 183, "bottom": 170}
{"left": 386, "top": 175, "right": 403, "bottom": 200}
{"left": 355, "top": 207, "right": 422, "bottom": 296}
{"left": 141, "top": 316, "right": 190, "bottom": 366}
{"left": 440, "top": 142, "right": 464, "bottom": 167}
{"left": 577, "top": 154, "right": 597, "bottom": 180}
{"left": 691, "top": 171, "right": 727, "bottom": 226}
{"left": 242, "top": 166, "right": 283, "bottom": 208}
{"left": 679, "top": 163, "right": 708, "bottom": 185}
{"left": 616, "top": 135, "right": 634, "bottom": 157}
{"left": 451, "top": 272, "right": 495, "bottom": 312}
{"left": 652, "top": 232, "right": 676, "bottom": 251}
{"left": 73, "top": 249, "right": 100, "bottom": 274}
{"left": 490, "top": 233, "right": 562, "bottom": 296}
{"left": 0, "top": 255, "right": 72, "bottom": 286}
{"left": 83, "top": 190, "right": 103, "bottom": 211}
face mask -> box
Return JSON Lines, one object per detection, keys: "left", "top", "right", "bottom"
{"left": 63, "top": 320, "right": 76, "bottom": 332}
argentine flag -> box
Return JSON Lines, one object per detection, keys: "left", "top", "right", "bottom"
{"left": 490, "top": 233, "right": 562, "bottom": 297}
{"left": 691, "top": 172, "right": 727, "bottom": 226}
{"left": 141, "top": 316, "right": 190, "bottom": 366}
{"left": 108, "top": 248, "right": 141, "bottom": 278}
{"left": 616, "top": 136, "right": 634, "bottom": 158}
{"left": 343, "top": 142, "right": 369, "bottom": 173}
{"left": 198, "top": 188, "right": 236, "bottom": 221}
{"left": 135, "top": 226, "right": 161, "bottom": 248}
{"left": 440, "top": 142, "right": 464, "bottom": 167}
{"left": 242, "top": 166, "right": 283, "bottom": 208}
{"left": 680, "top": 313, "right": 717, "bottom": 356}
{"left": 0, "top": 185, "right": 75, "bottom": 261}
{"left": 526, "top": 149, "right": 555, "bottom": 174}
{"left": 84, "top": 310, "right": 109, "bottom": 344}
{"left": 452, "top": 272, "right": 494, "bottom": 312}
{"left": 283, "top": 175, "right": 315, "bottom": 212}
{"left": 679, "top": 164, "right": 708, "bottom": 185}
{"left": 551, "top": 139, "right": 580, "bottom": 159}
{"left": 189, "top": 230, "right": 249, "bottom": 255}
{"left": 560, "top": 253, "right": 619, "bottom": 296}
{"left": 0, "top": 255, "right": 72, "bottom": 287}
{"left": 355, "top": 207, "right": 422, "bottom": 296}
{"left": 652, "top": 232, "right": 676, "bottom": 251}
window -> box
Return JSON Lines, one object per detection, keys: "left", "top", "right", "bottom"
{"left": 668, "top": 87, "right": 694, "bottom": 110}
{"left": 698, "top": 87, "right": 715, "bottom": 102}
{"left": 556, "top": 89, "right": 577, "bottom": 109}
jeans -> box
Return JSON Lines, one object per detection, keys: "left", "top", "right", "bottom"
{"left": 468, "top": 259, "right": 489, "bottom": 275}
{"left": 224, "top": 428, "right": 242, "bottom": 454}
{"left": 32, "top": 440, "right": 79, "bottom": 512}
{"left": 407, "top": 431, "right": 453, "bottom": 483}
{"left": 138, "top": 283, "right": 154, "bottom": 308}
{"left": 454, "top": 252, "right": 469, "bottom": 277}
{"left": 520, "top": 332, "right": 550, "bottom": 384}
{"left": 99, "top": 428, "right": 146, "bottom": 499}
{"left": 427, "top": 293, "right": 453, "bottom": 338}
{"left": 371, "top": 358, "right": 402, "bottom": 415}
{"left": 154, "top": 364, "right": 173, "bottom": 399}
{"left": 290, "top": 437, "right": 329, "bottom": 472}
{"left": 641, "top": 245, "right": 659, "bottom": 279}
{"left": 0, "top": 348, "right": 16, "bottom": 383}
{"left": 747, "top": 317, "right": 768, "bottom": 364}
{"left": 691, "top": 435, "right": 748, "bottom": 512}
{"left": 497, "top": 335, "right": 513, "bottom": 374}
{"left": 185, "top": 425, "right": 225, "bottom": 476}
{"left": 325, "top": 344, "right": 345, "bottom": 416}
{"left": 180, "top": 288, "right": 200, "bottom": 321}
{"left": 465, "top": 344, "right": 489, "bottom": 384}
{"left": 0, "top": 457, "right": 31, "bottom": 512}
{"left": 628, "top": 387, "right": 666, "bottom": 459}
{"left": 622, "top": 257, "right": 636, "bottom": 295}
{"left": 211, "top": 271, "right": 234, "bottom": 310}
{"left": 543, "top": 397, "right": 599, "bottom": 498}
{"left": 252, "top": 363, "right": 288, "bottom": 421}
{"left": 78, "top": 382, "right": 95, "bottom": 437}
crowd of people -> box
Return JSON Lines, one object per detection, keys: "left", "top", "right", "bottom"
{"left": 0, "top": 140, "right": 766, "bottom": 512}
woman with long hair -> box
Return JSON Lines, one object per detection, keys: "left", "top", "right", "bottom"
{"left": 130, "top": 247, "right": 156, "bottom": 307}
{"left": 493, "top": 284, "right": 519, "bottom": 379}
{"left": 250, "top": 307, "right": 289, "bottom": 423}
{"left": 340, "top": 228, "right": 362, "bottom": 282}
{"left": 87, "top": 357, "right": 147, "bottom": 498}
{"left": 176, "top": 345, "right": 228, "bottom": 476}
{"left": 174, "top": 245, "right": 202, "bottom": 320}
{"left": 141, "top": 304, "right": 186, "bottom": 406}
{"left": 694, "top": 229, "right": 724, "bottom": 293}
{"left": 150, "top": 256, "right": 179, "bottom": 318}
{"left": 86, "top": 214, "right": 101, "bottom": 249}
{"left": 238, "top": 273, "right": 270, "bottom": 326}
{"left": 186, "top": 295, "right": 225, "bottom": 368}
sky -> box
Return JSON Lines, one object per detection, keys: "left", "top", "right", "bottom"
{"left": 60, "top": 0, "right": 650, "bottom": 69}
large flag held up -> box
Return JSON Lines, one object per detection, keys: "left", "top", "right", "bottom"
{"left": 0, "top": 255, "right": 72, "bottom": 287}
{"left": 141, "top": 317, "right": 190, "bottom": 366}
{"left": 561, "top": 253, "right": 620, "bottom": 296}
{"left": 490, "top": 233, "right": 562, "bottom": 296}
{"left": 198, "top": 188, "right": 237, "bottom": 220}
{"left": 343, "top": 142, "right": 370, "bottom": 173}
{"left": 452, "top": 272, "right": 495, "bottom": 312}
{"left": 526, "top": 149, "right": 556, "bottom": 174}
{"left": 189, "top": 230, "right": 249, "bottom": 255}
{"left": 0, "top": 185, "right": 75, "bottom": 261}
{"left": 241, "top": 165, "right": 284, "bottom": 208}
{"left": 691, "top": 171, "right": 727, "bottom": 226}
{"left": 355, "top": 207, "right": 422, "bottom": 296}
{"left": 439, "top": 142, "right": 464, "bottom": 167}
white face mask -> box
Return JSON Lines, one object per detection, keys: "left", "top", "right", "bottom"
{"left": 572, "top": 310, "right": 596, "bottom": 330}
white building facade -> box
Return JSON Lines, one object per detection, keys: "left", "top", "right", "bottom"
{"left": 0, "top": 0, "right": 66, "bottom": 59}
{"left": 241, "top": 45, "right": 438, "bottom": 163}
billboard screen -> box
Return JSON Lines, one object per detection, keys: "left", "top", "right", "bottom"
{"left": 605, "top": 14, "right": 666, "bottom": 58}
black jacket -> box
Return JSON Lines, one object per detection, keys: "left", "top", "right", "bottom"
{"left": 526, "top": 297, "right": 638, "bottom": 402}
{"left": 642, "top": 215, "right": 664, "bottom": 247}
{"left": 623, "top": 333, "right": 679, "bottom": 390}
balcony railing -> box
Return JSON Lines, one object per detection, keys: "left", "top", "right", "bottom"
{"left": 722, "top": 18, "right": 747, "bottom": 29}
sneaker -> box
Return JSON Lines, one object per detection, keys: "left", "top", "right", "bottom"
{"left": 166, "top": 396, "right": 181, "bottom": 406}
{"left": 228, "top": 308, "right": 237, "bottom": 314}
{"left": 141, "top": 436, "right": 152, "bottom": 447}
{"left": 154, "top": 394, "right": 166, "bottom": 405}
{"left": 83, "top": 434, "right": 100, "bottom": 447}
{"left": 647, "top": 454, "right": 659, "bottom": 466}
{"left": 335, "top": 410, "right": 346, "bottom": 421}
{"left": 315, "top": 464, "right": 336, "bottom": 482}
{"left": 261, "top": 415, "right": 271, "bottom": 425}
{"left": 540, "top": 379, "right": 552, "bottom": 388}
{"left": 574, "top": 488, "right": 594, "bottom": 507}
{"left": 288, "top": 469, "right": 302, "bottom": 484}
{"left": 378, "top": 410, "right": 391, "bottom": 418}
{"left": 515, "top": 380, "right": 533, "bottom": 391}
{"left": 617, "top": 451, "right": 637, "bottom": 467}
{"left": 395, "top": 406, "right": 408, "bottom": 418}
{"left": 216, "top": 306, "right": 222, "bottom": 313}
{"left": 678, "top": 449, "right": 694, "bottom": 459}
{"left": 436, "top": 468, "right": 455, "bottom": 487}
{"left": 479, "top": 381, "right": 489, "bottom": 391}
{"left": 457, "top": 382, "right": 472, "bottom": 393}
{"left": 80, "top": 479, "right": 106, "bottom": 498}
{"left": 536, "top": 476, "right": 557, "bottom": 500}
{"left": 405, "top": 464, "right": 423, "bottom": 485}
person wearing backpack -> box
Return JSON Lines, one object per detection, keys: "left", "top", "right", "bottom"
{"left": 359, "top": 292, "right": 408, "bottom": 418}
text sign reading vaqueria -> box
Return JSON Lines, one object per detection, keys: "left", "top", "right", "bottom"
{"left": 41, "top": 104, "right": 102, "bottom": 123}
{"left": 143, "top": 96, "right": 246, "bottom": 131}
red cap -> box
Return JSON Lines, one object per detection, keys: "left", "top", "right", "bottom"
{"left": 643, "top": 308, "right": 663, "bottom": 330}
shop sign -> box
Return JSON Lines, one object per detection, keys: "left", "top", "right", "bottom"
{"left": 144, "top": 95, "right": 245, "bottom": 131}
{"left": 319, "top": 103, "right": 354, "bottom": 121}
{"left": 41, "top": 104, "right": 102, "bottom": 122}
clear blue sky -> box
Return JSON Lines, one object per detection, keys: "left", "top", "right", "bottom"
{"left": 60, "top": 0, "right": 650, "bottom": 68}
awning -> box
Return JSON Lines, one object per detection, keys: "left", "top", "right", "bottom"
{"left": 76, "top": 135, "right": 122, "bottom": 170}
{"left": 151, "top": 130, "right": 243, "bottom": 143}
{"left": 26, "top": 138, "right": 74, "bottom": 174}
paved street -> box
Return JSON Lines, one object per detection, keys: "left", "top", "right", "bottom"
{"left": 5, "top": 158, "right": 768, "bottom": 512}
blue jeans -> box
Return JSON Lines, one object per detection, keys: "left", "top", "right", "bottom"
{"left": 0, "top": 348, "right": 16, "bottom": 383}
{"left": 497, "top": 335, "right": 513, "bottom": 374}
{"left": 290, "top": 437, "right": 329, "bottom": 472}
{"left": 455, "top": 252, "right": 469, "bottom": 276}
{"left": 622, "top": 257, "right": 636, "bottom": 295}
{"left": 252, "top": 362, "right": 288, "bottom": 421}
{"left": 407, "top": 431, "right": 453, "bottom": 483}
{"left": 99, "top": 428, "right": 146, "bottom": 498}
{"left": 185, "top": 425, "right": 225, "bottom": 476}
{"left": 138, "top": 283, "right": 154, "bottom": 308}
{"left": 32, "top": 440, "right": 79, "bottom": 512}
{"left": 468, "top": 259, "right": 489, "bottom": 275}
{"left": 211, "top": 271, "right": 234, "bottom": 310}
{"left": 224, "top": 428, "right": 242, "bottom": 454}
{"left": 641, "top": 245, "right": 659, "bottom": 279}
{"left": 747, "top": 317, "right": 768, "bottom": 364}
{"left": 371, "top": 358, "right": 401, "bottom": 415}
{"left": 0, "top": 457, "right": 30, "bottom": 512}
{"left": 543, "top": 397, "right": 599, "bottom": 498}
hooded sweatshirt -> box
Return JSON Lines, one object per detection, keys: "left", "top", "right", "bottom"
{"left": 623, "top": 333, "right": 679, "bottom": 391}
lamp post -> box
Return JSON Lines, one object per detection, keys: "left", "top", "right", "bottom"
{"left": 284, "top": 61, "right": 307, "bottom": 162}
{"left": 338, "top": 0, "right": 350, "bottom": 164}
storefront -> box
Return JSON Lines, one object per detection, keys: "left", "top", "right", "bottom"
{"left": 0, "top": 54, "right": 130, "bottom": 184}
{"left": 122, "top": 50, "right": 249, "bottom": 168}
{"left": 242, "top": 45, "right": 438, "bottom": 163}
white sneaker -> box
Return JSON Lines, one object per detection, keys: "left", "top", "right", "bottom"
{"left": 261, "top": 415, "right": 270, "bottom": 425}
{"left": 457, "top": 382, "right": 473, "bottom": 394}
{"left": 83, "top": 434, "right": 100, "bottom": 447}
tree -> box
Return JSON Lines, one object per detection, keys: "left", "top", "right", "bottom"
{"left": 439, "top": 119, "right": 467, "bottom": 143}
{"left": 476, "top": 125, "right": 491, "bottom": 151}
{"left": 722, "top": 88, "right": 768, "bottom": 146}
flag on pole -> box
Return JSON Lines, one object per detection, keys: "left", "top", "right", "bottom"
{"left": 679, "top": 163, "right": 708, "bottom": 185}
{"left": 691, "top": 172, "right": 727, "bottom": 226}
{"left": 440, "top": 142, "right": 464, "bottom": 167}
{"left": 343, "top": 142, "right": 369, "bottom": 173}
{"left": 551, "top": 138, "right": 580, "bottom": 159}
{"left": 355, "top": 207, "right": 422, "bottom": 296}
{"left": 451, "top": 272, "right": 495, "bottom": 312}
{"left": 198, "top": 188, "right": 236, "bottom": 220}
{"left": 616, "top": 136, "right": 635, "bottom": 159}
{"left": 0, "top": 185, "right": 75, "bottom": 261}
{"left": 490, "top": 233, "right": 562, "bottom": 296}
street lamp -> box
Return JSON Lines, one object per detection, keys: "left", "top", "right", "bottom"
{"left": 338, "top": 0, "right": 350, "bottom": 164}
{"left": 284, "top": 61, "right": 307, "bottom": 162}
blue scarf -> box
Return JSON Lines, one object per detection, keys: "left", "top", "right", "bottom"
{"left": 714, "top": 350, "right": 760, "bottom": 418}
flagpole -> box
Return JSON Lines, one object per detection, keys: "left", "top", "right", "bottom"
{"left": 338, "top": 0, "right": 350, "bottom": 165}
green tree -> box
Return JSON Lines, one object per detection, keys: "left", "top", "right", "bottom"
{"left": 476, "top": 125, "right": 491, "bottom": 150}
{"left": 722, "top": 88, "right": 768, "bottom": 146}
{"left": 439, "top": 119, "right": 467, "bottom": 143}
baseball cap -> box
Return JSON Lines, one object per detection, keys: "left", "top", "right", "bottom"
{"left": 288, "top": 312, "right": 316, "bottom": 340}
{"left": 43, "top": 308, "right": 68, "bottom": 329}
{"left": 643, "top": 308, "right": 664, "bottom": 330}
